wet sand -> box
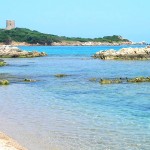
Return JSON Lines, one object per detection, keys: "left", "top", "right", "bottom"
{"left": 0, "top": 132, "right": 27, "bottom": 150}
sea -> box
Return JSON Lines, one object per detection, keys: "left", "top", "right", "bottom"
{"left": 0, "top": 45, "right": 150, "bottom": 150}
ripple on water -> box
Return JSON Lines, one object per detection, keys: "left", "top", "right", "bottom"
{"left": 0, "top": 46, "right": 150, "bottom": 150}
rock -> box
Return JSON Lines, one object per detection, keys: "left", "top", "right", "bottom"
{"left": 127, "top": 77, "right": 150, "bottom": 83}
{"left": 100, "top": 79, "right": 122, "bottom": 84}
{"left": 24, "top": 79, "right": 36, "bottom": 82}
{"left": 52, "top": 41, "right": 132, "bottom": 46}
{"left": 89, "top": 78, "right": 97, "bottom": 82}
{"left": 55, "top": 74, "right": 68, "bottom": 78}
{"left": 0, "top": 45, "right": 47, "bottom": 58}
{"left": 97, "top": 76, "right": 150, "bottom": 85}
{"left": 0, "top": 80, "right": 9, "bottom": 85}
{"left": 93, "top": 47, "right": 150, "bottom": 60}
{"left": 0, "top": 59, "right": 6, "bottom": 66}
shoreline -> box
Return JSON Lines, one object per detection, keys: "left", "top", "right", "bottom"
{"left": 0, "top": 42, "right": 147, "bottom": 47}
{"left": 0, "top": 132, "right": 27, "bottom": 150}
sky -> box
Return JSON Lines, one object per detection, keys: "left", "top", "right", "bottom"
{"left": 1, "top": 0, "right": 150, "bottom": 42}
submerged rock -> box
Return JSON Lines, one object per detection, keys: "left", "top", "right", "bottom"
{"left": 0, "top": 59, "right": 6, "bottom": 66}
{"left": 55, "top": 74, "right": 68, "bottom": 78}
{"left": 99, "top": 77, "right": 150, "bottom": 84}
{"left": 0, "top": 45, "right": 47, "bottom": 58}
{"left": 90, "top": 76, "right": 150, "bottom": 85}
{"left": 93, "top": 46, "right": 150, "bottom": 60}
{"left": 24, "top": 79, "right": 36, "bottom": 82}
{"left": 100, "top": 79, "right": 122, "bottom": 84}
{"left": 0, "top": 80, "right": 9, "bottom": 85}
{"left": 89, "top": 78, "right": 97, "bottom": 82}
{"left": 127, "top": 77, "right": 150, "bottom": 83}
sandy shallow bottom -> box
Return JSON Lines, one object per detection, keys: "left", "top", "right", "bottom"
{"left": 0, "top": 132, "right": 27, "bottom": 150}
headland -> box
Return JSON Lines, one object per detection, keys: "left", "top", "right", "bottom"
{"left": 0, "top": 27, "right": 146, "bottom": 46}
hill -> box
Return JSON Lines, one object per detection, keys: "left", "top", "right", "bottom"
{"left": 0, "top": 28, "right": 130, "bottom": 45}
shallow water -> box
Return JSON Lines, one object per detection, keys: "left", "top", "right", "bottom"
{"left": 0, "top": 46, "right": 150, "bottom": 150}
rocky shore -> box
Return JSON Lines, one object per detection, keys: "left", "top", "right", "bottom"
{"left": 0, "top": 45, "right": 47, "bottom": 58}
{"left": 93, "top": 46, "right": 150, "bottom": 60}
{"left": 52, "top": 41, "right": 132, "bottom": 46}
{"left": 89, "top": 76, "right": 150, "bottom": 84}
{"left": 0, "top": 41, "right": 133, "bottom": 46}
{"left": 0, "top": 132, "right": 27, "bottom": 150}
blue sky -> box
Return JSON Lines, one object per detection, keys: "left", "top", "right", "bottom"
{"left": 1, "top": 0, "right": 150, "bottom": 42}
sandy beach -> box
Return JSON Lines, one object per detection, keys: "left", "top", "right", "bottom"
{"left": 0, "top": 132, "right": 27, "bottom": 150}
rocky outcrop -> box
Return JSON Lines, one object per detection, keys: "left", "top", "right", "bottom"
{"left": 0, "top": 80, "right": 9, "bottom": 85}
{"left": 100, "top": 79, "right": 122, "bottom": 84}
{"left": 127, "top": 77, "right": 150, "bottom": 83}
{"left": 93, "top": 47, "right": 150, "bottom": 60}
{"left": 0, "top": 45, "right": 47, "bottom": 58}
{"left": 89, "top": 77, "right": 150, "bottom": 84}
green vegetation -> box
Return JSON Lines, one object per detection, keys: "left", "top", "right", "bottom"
{"left": 0, "top": 61, "right": 6, "bottom": 66}
{"left": 0, "top": 28, "right": 130, "bottom": 45}
{"left": 0, "top": 60, "right": 6, "bottom": 66}
{"left": 0, "top": 28, "right": 61, "bottom": 45}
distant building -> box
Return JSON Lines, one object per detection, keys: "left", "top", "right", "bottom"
{"left": 6, "top": 20, "right": 15, "bottom": 30}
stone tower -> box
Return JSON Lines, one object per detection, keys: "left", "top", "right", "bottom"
{"left": 6, "top": 20, "right": 15, "bottom": 30}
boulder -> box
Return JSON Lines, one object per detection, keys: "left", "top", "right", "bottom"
{"left": 0, "top": 45, "right": 47, "bottom": 58}
{"left": 0, "top": 80, "right": 9, "bottom": 85}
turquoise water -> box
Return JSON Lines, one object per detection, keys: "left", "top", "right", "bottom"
{"left": 0, "top": 46, "right": 150, "bottom": 150}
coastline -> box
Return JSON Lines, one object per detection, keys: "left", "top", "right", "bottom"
{"left": 0, "top": 132, "right": 27, "bottom": 150}
{"left": 0, "top": 41, "right": 146, "bottom": 47}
